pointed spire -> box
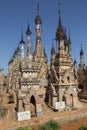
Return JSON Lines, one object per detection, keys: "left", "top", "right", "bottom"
{"left": 44, "top": 48, "right": 47, "bottom": 58}
{"left": 37, "top": 2, "right": 39, "bottom": 15}
{"left": 80, "top": 45, "right": 84, "bottom": 56}
{"left": 50, "top": 40, "right": 55, "bottom": 67}
{"left": 58, "top": 0, "right": 61, "bottom": 22}
{"left": 64, "top": 27, "right": 67, "bottom": 42}
{"left": 26, "top": 23, "right": 32, "bottom": 58}
{"left": 20, "top": 29, "right": 25, "bottom": 58}
{"left": 20, "top": 29, "right": 25, "bottom": 44}
{"left": 67, "top": 30, "right": 71, "bottom": 45}
{"left": 56, "top": 1, "right": 66, "bottom": 41}
{"left": 26, "top": 23, "right": 32, "bottom": 36}
{"left": 51, "top": 40, "right": 55, "bottom": 54}
{"left": 35, "top": 3, "right": 42, "bottom": 25}
{"left": 69, "top": 30, "right": 71, "bottom": 43}
{"left": 79, "top": 44, "right": 84, "bottom": 72}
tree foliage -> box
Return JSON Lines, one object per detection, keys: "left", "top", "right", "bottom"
{"left": 79, "top": 125, "right": 87, "bottom": 130}
{"left": 39, "top": 120, "right": 61, "bottom": 130}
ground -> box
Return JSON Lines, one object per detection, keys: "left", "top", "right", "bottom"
{"left": 1, "top": 115, "right": 87, "bottom": 130}
{"left": 32, "top": 117, "right": 87, "bottom": 130}
{"left": 60, "top": 117, "right": 87, "bottom": 130}
{"left": 1, "top": 101, "right": 87, "bottom": 130}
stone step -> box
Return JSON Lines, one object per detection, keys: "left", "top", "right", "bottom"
{"left": 42, "top": 103, "right": 53, "bottom": 114}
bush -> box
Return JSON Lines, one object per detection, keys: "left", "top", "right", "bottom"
{"left": 39, "top": 120, "right": 61, "bottom": 130}
{"left": 79, "top": 126, "right": 87, "bottom": 130}
{"left": 17, "top": 126, "right": 33, "bottom": 130}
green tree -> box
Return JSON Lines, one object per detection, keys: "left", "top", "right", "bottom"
{"left": 79, "top": 126, "right": 87, "bottom": 130}
{"left": 39, "top": 120, "right": 61, "bottom": 130}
